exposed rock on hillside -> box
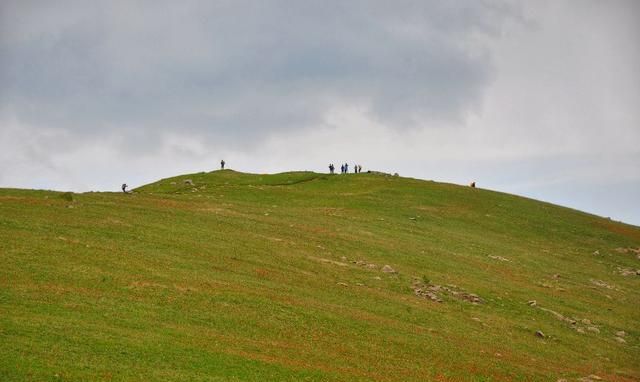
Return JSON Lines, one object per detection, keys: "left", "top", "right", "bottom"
{"left": 412, "top": 279, "right": 483, "bottom": 304}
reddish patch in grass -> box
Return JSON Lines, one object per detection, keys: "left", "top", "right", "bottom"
{"left": 593, "top": 219, "right": 640, "bottom": 241}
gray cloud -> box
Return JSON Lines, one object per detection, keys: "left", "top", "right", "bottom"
{"left": 1, "top": 1, "right": 518, "bottom": 141}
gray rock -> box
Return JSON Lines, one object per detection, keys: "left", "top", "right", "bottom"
{"left": 381, "top": 265, "right": 396, "bottom": 273}
{"left": 535, "top": 330, "right": 545, "bottom": 338}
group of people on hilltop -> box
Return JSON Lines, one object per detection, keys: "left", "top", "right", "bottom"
{"left": 329, "top": 163, "right": 363, "bottom": 174}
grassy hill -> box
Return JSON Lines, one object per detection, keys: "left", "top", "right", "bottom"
{"left": 1, "top": 170, "right": 639, "bottom": 381}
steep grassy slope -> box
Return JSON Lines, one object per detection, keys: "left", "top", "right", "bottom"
{"left": 1, "top": 170, "right": 639, "bottom": 381}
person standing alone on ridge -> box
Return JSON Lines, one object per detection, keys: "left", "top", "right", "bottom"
{"left": 221, "top": 160, "right": 225, "bottom": 170}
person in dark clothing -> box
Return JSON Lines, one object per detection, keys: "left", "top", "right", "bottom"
{"left": 341, "top": 164, "right": 345, "bottom": 174}
{"left": 121, "top": 183, "right": 127, "bottom": 193}
{"left": 344, "top": 163, "right": 349, "bottom": 173}
{"left": 329, "top": 164, "right": 335, "bottom": 174}
{"left": 221, "top": 160, "right": 225, "bottom": 169}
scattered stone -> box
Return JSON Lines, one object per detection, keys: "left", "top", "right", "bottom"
{"left": 411, "top": 280, "right": 482, "bottom": 304}
{"left": 616, "top": 247, "right": 640, "bottom": 255}
{"left": 527, "top": 300, "right": 537, "bottom": 307}
{"left": 616, "top": 331, "right": 626, "bottom": 337}
{"left": 381, "top": 265, "right": 396, "bottom": 273}
{"left": 337, "top": 282, "right": 348, "bottom": 287}
{"left": 618, "top": 267, "right": 638, "bottom": 276}
{"left": 373, "top": 276, "right": 382, "bottom": 280}
{"left": 578, "top": 375, "right": 602, "bottom": 382}
{"left": 552, "top": 274, "right": 561, "bottom": 279}
{"left": 340, "top": 256, "right": 347, "bottom": 260}
{"left": 184, "top": 179, "right": 194, "bottom": 186}
{"left": 413, "top": 287, "right": 443, "bottom": 302}
{"left": 535, "top": 330, "right": 545, "bottom": 338}
{"left": 466, "top": 293, "right": 482, "bottom": 304}
{"left": 590, "top": 279, "right": 615, "bottom": 289}
{"left": 577, "top": 376, "right": 596, "bottom": 382}
{"left": 488, "top": 255, "right": 511, "bottom": 262}
{"left": 535, "top": 306, "right": 594, "bottom": 333}
{"left": 615, "top": 337, "right": 626, "bottom": 344}
{"left": 409, "top": 217, "right": 416, "bottom": 220}
{"left": 539, "top": 307, "right": 567, "bottom": 322}
{"left": 593, "top": 250, "right": 600, "bottom": 255}
{"left": 318, "top": 258, "right": 349, "bottom": 267}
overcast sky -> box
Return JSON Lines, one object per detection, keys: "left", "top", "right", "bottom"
{"left": 1, "top": 0, "right": 639, "bottom": 225}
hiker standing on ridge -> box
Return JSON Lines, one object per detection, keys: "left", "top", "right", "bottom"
{"left": 341, "top": 164, "right": 345, "bottom": 174}
{"left": 221, "top": 160, "right": 225, "bottom": 170}
{"left": 358, "top": 165, "right": 362, "bottom": 173}
{"left": 121, "top": 183, "right": 127, "bottom": 193}
{"left": 344, "top": 163, "right": 349, "bottom": 173}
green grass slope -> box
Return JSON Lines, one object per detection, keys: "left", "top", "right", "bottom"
{"left": 1, "top": 170, "right": 639, "bottom": 381}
